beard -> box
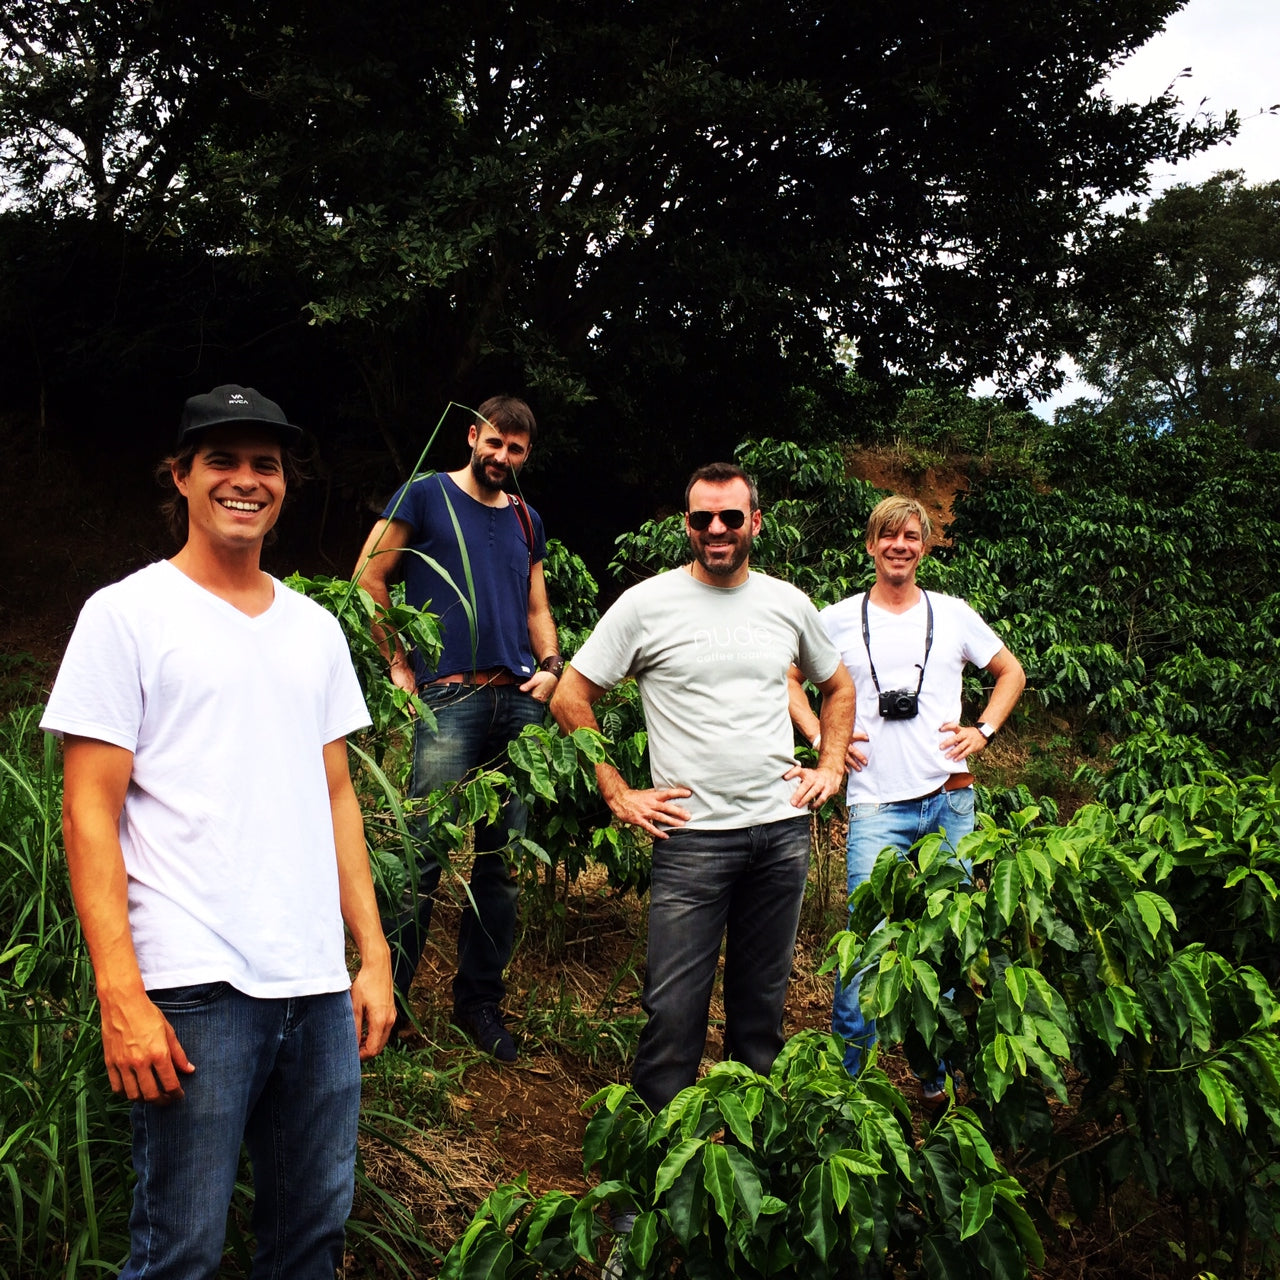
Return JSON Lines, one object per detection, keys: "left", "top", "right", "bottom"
{"left": 470, "top": 451, "right": 509, "bottom": 491}
{"left": 691, "top": 531, "right": 752, "bottom": 577}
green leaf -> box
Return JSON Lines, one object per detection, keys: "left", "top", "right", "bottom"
{"left": 960, "top": 1180, "right": 996, "bottom": 1239}
{"left": 1198, "top": 1067, "right": 1227, "bottom": 1124}
{"left": 654, "top": 1139, "right": 704, "bottom": 1197}
{"left": 1004, "top": 965, "right": 1028, "bottom": 1010}
{"left": 830, "top": 1150, "right": 885, "bottom": 1180}
{"left": 702, "top": 1142, "right": 736, "bottom": 1228}
{"left": 992, "top": 858, "right": 1023, "bottom": 926}
{"left": 716, "top": 1094, "right": 755, "bottom": 1148}
{"left": 1092, "top": 927, "right": 1127, "bottom": 986}
{"left": 799, "top": 1164, "right": 837, "bottom": 1262}
{"left": 949, "top": 893, "right": 973, "bottom": 941}
{"left": 1133, "top": 891, "right": 1166, "bottom": 938}
{"left": 508, "top": 734, "right": 556, "bottom": 802}
{"left": 828, "top": 1154, "right": 850, "bottom": 1212}
{"left": 723, "top": 1145, "right": 765, "bottom": 1225}
{"left": 631, "top": 1210, "right": 659, "bottom": 1268}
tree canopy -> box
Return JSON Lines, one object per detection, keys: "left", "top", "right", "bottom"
{"left": 0, "top": 0, "right": 1234, "bottom": 480}
{"left": 1072, "top": 172, "right": 1280, "bottom": 447}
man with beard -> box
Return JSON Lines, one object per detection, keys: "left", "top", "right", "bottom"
{"left": 354, "top": 396, "right": 560, "bottom": 1061}
{"left": 551, "top": 462, "right": 853, "bottom": 1120}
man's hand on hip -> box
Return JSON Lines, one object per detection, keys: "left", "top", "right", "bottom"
{"left": 784, "top": 763, "right": 845, "bottom": 809}
{"left": 939, "top": 721, "right": 987, "bottom": 761}
{"left": 520, "top": 669, "right": 559, "bottom": 703}
{"left": 604, "top": 785, "right": 693, "bottom": 839}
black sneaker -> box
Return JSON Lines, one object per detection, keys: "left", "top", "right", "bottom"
{"left": 456, "top": 1004, "right": 517, "bottom": 1062}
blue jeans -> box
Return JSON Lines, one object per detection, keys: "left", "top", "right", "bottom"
{"left": 833, "top": 786, "right": 975, "bottom": 1079}
{"left": 124, "top": 983, "right": 360, "bottom": 1280}
{"left": 384, "top": 682, "right": 545, "bottom": 1012}
{"left": 632, "top": 816, "right": 810, "bottom": 1113}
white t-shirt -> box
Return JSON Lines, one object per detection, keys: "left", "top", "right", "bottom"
{"left": 41, "top": 561, "right": 371, "bottom": 997}
{"left": 570, "top": 568, "right": 842, "bottom": 829}
{"left": 820, "top": 590, "right": 1003, "bottom": 805}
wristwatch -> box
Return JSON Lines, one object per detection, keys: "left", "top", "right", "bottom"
{"left": 976, "top": 722, "right": 996, "bottom": 741}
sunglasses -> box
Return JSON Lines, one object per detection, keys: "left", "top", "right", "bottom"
{"left": 688, "top": 509, "right": 748, "bottom": 531}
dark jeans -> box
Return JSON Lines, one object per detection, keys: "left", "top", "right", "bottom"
{"left": 632, "top": 815, "right": 811, "bottom": 1113}
{"left": 384, "top": 682, "right": 545, "bottom": 1013}
{"left": 124, "top": 984, "right": 360, "bottom": 1280}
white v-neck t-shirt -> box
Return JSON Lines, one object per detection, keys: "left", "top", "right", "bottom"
{"left": 42, "top": 561, "right": 371, "bottom": 997}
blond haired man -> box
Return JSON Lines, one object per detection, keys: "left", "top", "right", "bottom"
{"left": 790, "top": 495, "right": 1024, "bottom": 1094}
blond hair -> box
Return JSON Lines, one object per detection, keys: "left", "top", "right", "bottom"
{"left": 865, "top": 495, "right": 933, "bottom": 548}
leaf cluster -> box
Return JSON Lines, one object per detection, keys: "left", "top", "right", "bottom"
{"left": 834, "top": 769, "right": 1280, "bottom": 1262}
{"left": 946, "top": 415, "right": 1280, "bottom": 766}
{"left": 440, "top": 1031, "right": 1043, "bottom": 1279}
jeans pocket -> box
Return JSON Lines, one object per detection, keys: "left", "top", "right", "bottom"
{"left": 147, "top": 981, "right": 229, "bottom": 1010}
{"left": 419, "top": 682, "right": 470, "bottom": 708}
{"left": 945, "top": 787, "right": 975, "bottom": 821}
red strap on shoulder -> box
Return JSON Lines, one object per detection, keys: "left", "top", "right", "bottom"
{"left": 509, "top": 494, "right": 535, "bottom": 579}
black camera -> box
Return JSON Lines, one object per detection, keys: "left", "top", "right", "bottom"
{"left": 878, "top": 689, "right": 919, "bottom": 720}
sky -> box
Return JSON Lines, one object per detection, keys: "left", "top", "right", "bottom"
{"left": 1030, "top": 0, "right": 1280, "bottom": 414}
{"left": 1104, "top": 0, "right": 1280, "bottom": 194}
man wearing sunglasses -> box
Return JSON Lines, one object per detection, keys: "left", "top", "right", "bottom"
{"left": 552, "top": 462, "right": 854, "bottom": 1125}
{"left": 789, "top": 494, "right": 1025, "bottom": 1099}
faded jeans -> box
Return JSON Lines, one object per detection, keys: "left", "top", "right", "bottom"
{"left": 832, "top": 786, "right": 975, "bottom": 1081}
{"left": 632, "top": 816, "right": 811, "bottom": 1113}
{"left": 383, "top": 681, "right": 545, "bottom": 1013}
{"left": 123, "top": 983, "right": 360, "bottom": 1280}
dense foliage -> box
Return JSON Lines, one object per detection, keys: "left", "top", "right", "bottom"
{"left": 1072, "top": 172, "right": 1280, "bottom": 448}
{"left": 442, "top": 1035, "right": 1043, "bottom": 1279}
{"left": 0, "top": 0, "right": 1235, "bottom": 480}
{"left": 949, "top": 414, "right": 1280, "bottom": 770}
{"left": 835, "top": 770, "right": 1280, "bottom": 1272}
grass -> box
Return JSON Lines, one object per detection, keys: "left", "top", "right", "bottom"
{"left": 0, "top": 697, "right": 646, "bottom": 1277}
{"left": 0, "top": 703, "right": 133, "bottom": 1278}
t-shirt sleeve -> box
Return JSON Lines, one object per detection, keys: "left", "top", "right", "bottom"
{"left": 956, "top": 600, "right": 1005, "bottom": 669}
{"left": 322, "top": 615, "right": 374, "bottom": 742}
{"left": 530, "top": 506, "right": 548, "bottom": 565}
{"left": 40, "top": 591, "right": 144, "bottom": 750}
{"left": 379, "top": 477, "right": 421, "bottom": 534}
{"left": 795, "top": 595, "right": 843, "bottom": 684}
{"left": 568, "top": 591, "right": 643, "bottom": 691}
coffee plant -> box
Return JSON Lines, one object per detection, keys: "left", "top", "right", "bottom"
{"left": 440, "top": 1031, "right": 1043, "bottom": 1279}
{"left": 831, "top": 769, "right": 1280, "bottom": 1269}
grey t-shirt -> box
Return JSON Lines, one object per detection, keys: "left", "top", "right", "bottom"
{"left": 570, "top": 568, "right": 842, "bottom": 829}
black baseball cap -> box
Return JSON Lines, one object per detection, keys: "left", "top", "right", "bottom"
{"left": 176, "top": 384, "right": 303, "bottom": 447}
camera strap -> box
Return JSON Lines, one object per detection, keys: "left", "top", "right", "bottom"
{"left": 861, "top": 589, "right": 934, "bottom": 697}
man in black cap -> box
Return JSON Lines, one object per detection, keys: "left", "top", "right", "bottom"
{"left": 42, "top": 385, "right": 394, "bottom": 1278}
